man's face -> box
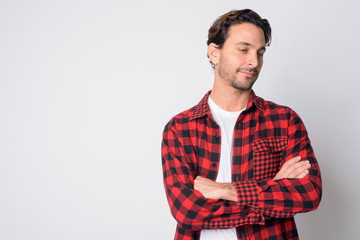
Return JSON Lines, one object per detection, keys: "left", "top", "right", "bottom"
{"left": 215, "top": 23, "right": 266, "bottom": 91}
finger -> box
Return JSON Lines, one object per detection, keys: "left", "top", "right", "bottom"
{"left": 288, "top": 162, "right": 311, "bottom": 178}
{"left": 281, "top": 156, "right": 302, "bottom": 177}
{"left": 194, "top": 179, "right": 204, "bottom": 191}
{"left": 295, "top": 169, "right": 309, "bottom": 179}
{"left": 194, "top": 176, "right": 202, "bottom": 188}
{"left": 285, "top": 156, "right": 302, "bottom": 165}
{"left": 194, "top": 176, "right": 203, "bottom": 184}
{"left": 274, "top": 158, "right": 309, "bottom": 180}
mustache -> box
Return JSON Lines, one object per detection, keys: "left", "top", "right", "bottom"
{"left": 236, "top": 68, "right": 259, "bottom": 75}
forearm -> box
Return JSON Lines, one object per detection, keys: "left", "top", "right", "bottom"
{"left": 162, "top": 128, "right": 262, "bottom": 230}
{"left": 194, "top": 176, "right": 238, "bottom": 202}
{"left": 196, "top": 155, "right": 321, "bottom": 219}
{"left": 164, "top": 182, "right": 263, "bottom": 230}
{"left": 219, "top": 183, "right": 238, "bottom": 202}
{"left": 246, "top": 109, "right": 322, "bottom": 218}
{"left": 233, "top": 156, "right": 321, "bottom": 218}
{"left": 233, "top": 177, "right": 321, "bottom": 218}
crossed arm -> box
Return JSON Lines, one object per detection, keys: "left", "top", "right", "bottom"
{"left": 162, "top": 109, "right": 321, "bottom": 230}
{"left": 194, "top": 156, "right": 311, "bottom": 202}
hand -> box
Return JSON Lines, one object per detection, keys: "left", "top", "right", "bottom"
{"left": 273, "top": 156, "right": 310, "bottom": 180}
{"left": 194, "top": 176, "right": 237, "bottom": 202}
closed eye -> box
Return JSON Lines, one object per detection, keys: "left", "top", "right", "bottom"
{"left": 258, "top": 50, "right": 266, "bottom": 56}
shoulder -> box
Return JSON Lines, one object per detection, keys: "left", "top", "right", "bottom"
{"left": 260, "top": 97, "right": 294, "bottom": 116}
{"left": 163, "top": 105, "right": 197, "bottom": 133}
{"left": 259, "top": 97, "right": 304, "bottom": 125}
{"left": 261, "top": 97, "right": 289, "bottom": 111}
{"left": 163, "top": 91, "right": 210, "bottom": 133}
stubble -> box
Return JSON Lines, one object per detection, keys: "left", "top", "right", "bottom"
{"left": 218, "top": 58, "right": 259, "bottom": 91}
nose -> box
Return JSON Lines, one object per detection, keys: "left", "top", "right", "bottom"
{"left": 247, "top": 53, "right": 259, "bottom": 68}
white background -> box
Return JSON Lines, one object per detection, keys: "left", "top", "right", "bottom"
{"left": 1, "top": 0, "right": 359, "bottom": 239}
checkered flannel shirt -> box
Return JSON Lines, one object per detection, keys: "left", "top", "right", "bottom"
{"left": 161, "top": 90, "right": 322, "bottom": 240}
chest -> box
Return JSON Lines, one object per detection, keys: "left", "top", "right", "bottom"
{"left": 183, "top": 113, "right": 288, "bottom": 181}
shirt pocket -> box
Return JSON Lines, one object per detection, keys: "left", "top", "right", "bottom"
{"left": 252, "top": 137, "right": 287, "bottom": 180}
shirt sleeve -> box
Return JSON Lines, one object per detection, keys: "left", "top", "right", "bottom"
{"left": 162, "top": 120, "right": 264, "bottom": 230}
{"left": 232, "top": 108, "right": 322, "bottom": 218}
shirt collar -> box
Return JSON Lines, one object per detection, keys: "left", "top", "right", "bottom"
{"left": 190, "top": 89, "right": 264, "bottom": 120}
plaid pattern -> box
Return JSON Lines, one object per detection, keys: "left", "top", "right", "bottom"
{"left": 161, "top": 91, "right": 322, "bottom": 240}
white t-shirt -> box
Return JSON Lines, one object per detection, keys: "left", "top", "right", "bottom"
{"left": 200, "top": 96, "right": 245, "bottom": 240}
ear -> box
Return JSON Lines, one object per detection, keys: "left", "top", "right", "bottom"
{"left": 207, "top": 43, "right": 220, "bottom": 66}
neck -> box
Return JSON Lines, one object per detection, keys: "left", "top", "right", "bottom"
{"left": 210, "top": 83, "right": 251, "bottom": 112}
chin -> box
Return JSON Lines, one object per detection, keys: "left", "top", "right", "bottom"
{"left": 231, "top": 80, "right": 256, "bottom": 91}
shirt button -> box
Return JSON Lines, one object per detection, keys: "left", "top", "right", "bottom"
{"left": 212, "top": 163, "right": 217, "bottom": 167}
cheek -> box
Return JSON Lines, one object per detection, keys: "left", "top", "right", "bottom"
{"left": 257, "top": 58, "right": 264, "bottom": 69}
{"left": 220, "top": 56, "right": 235, "bottom": 69}
{"left": 228, "top": 56, "right": 245, "bottom": 68}
{"left": 237, "top": 56, "right": 250, "bottom": 67}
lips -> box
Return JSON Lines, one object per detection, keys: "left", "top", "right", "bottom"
{"left": 240, "top": 71, "right": 258, "bottom": 78}
{"left": 236, "top": 68, "right": 258, "bottom": 77}
{"left": 241, "top": 71, "right": 255, "bottom": 77}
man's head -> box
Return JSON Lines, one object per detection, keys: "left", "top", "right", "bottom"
{"left": 207, "top": 9, "right": 271, "bottom": 91}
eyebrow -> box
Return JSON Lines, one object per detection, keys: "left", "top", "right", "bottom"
{"left": 235, "top": 42, "right": 266, "bottom": 51}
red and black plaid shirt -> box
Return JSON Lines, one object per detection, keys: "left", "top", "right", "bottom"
{"left": 161, "top": 91, "right": 322, "bottom": 240}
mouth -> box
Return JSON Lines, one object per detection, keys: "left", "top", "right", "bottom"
{"left": 236, "top": 68, "right": 258, "bottom": 78}
{"left": 241, "top": 71, "right": 256, "bottom": 77}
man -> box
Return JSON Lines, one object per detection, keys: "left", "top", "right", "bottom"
{"left": 161, "top": 9, "right": 321, "bottom": 240}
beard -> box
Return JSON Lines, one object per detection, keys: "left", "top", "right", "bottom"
{"left": 218, "top": 57, "right": 260, "bottom": 91}
{"left": 230, "top": 67, "right": 259, "bottom": 90}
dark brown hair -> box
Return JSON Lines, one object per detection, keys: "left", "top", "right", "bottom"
{"left": 207, "top": 9, "right": 272, "bottom": 68}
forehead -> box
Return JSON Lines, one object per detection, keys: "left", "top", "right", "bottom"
{"left": 226, "top": 23, "right": 265, "bottom": 47}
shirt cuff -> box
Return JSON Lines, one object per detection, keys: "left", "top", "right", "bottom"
{"left": 233, "top": 180, "right": 260, "bottom": 208}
